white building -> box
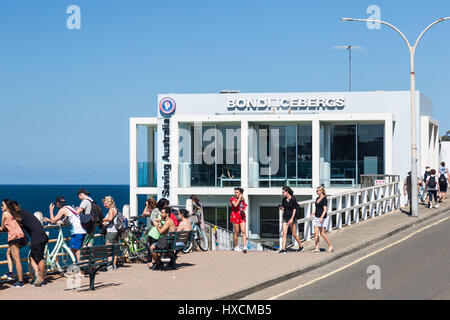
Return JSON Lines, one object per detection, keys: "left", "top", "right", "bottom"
{"left": 130, "top": 90, "right": 439, "bottom": 239}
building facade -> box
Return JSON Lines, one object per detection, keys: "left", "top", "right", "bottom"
{"left": 130, "top": 91, "right": 439, "bottom": 239}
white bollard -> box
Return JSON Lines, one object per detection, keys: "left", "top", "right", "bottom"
{"left": 122, "top": 204, "right": 131, "bottom": 220}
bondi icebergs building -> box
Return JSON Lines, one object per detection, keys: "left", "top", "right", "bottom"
{"left": 130, "top": 90, "right": 439, "bottom": 240}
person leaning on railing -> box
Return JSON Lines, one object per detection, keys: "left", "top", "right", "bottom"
{"left": 0, "top": 199, "right": 27, "bottom": 288}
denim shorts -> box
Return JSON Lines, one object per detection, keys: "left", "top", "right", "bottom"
{"left": 70, "top": 234, "right": 86, "bottom": 250}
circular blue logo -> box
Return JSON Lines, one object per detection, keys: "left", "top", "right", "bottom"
{"left": 159, "top": 97, "right": 176, "bottom": 115}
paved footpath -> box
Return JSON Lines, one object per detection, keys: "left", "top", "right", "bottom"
{"left": 1, "top": 202, "right": 448, "bottom": 300}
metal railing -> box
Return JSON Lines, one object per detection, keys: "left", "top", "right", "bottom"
{"left": 279, "top": 181, "right": 401, "bottom": 248}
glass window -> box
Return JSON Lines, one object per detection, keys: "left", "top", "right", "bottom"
{"left": 180, "top": 124, "right": 241, "bottom": 187}
{"left": 321, "top": 123, "right": 384, "bottom": 187}
{"left": 250, "top": 124, "right": 312, "bottom": 188}
{"left": 358, "top": 124, "right": 384, "bottom": 176}
{"left": 137, "top": 125, "right": 157, "bottom": 187}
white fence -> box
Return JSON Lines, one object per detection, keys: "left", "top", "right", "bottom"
{"left": 280, "top": 181, "right": 401, "bottom": 248}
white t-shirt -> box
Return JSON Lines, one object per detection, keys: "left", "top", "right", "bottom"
{"left": 80, "top": 197, "right": 93, "bottom": 215}
{"left": 64, "top": 205, "right": 86, "bottom": 235}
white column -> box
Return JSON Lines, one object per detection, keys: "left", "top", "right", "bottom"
{"left": 170, "top": 118, "right": 179, "bottom": 205}
{"left": 129, "top": 119, "right": 138, "bottom": 217}
{"left": 384, "top": 115, "right": 394, "bottom": 175}
{"left": 312, "top": 119, "right": 321, "bottom": 190}
{"left": 420, "top": 116, "right": 429, "bottom": 174}
{"left": 241, "top": 120, "right": 250, "bottom": 238}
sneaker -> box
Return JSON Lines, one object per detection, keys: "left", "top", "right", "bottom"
{"left": 243, "top": 248, "right": 248, "bottom": 254}
{"left": 297, "top": 246, "right": 305, "bottom": 253}
{"left": 34, "top": 274, "right": 44, "bottom": 287}
{"left": 3, "top": 272, "right": 14, "bottom": 281}
{"left": 233, "top": 246, "right": 242, "bottom": 252}
{"left": 435, "top": 204, "right": 440, "bottom": 208}
{"left": 106, "top": 266, "right": 114, "bottom": 272}
{"left": 428, "top": 203, "right": 432, "bottom": 208}
{"left": 12, "top": 281, "right": 24, "bottom": 288}
{"left": 278, "top": 249, "right": 287, "bottom": 254}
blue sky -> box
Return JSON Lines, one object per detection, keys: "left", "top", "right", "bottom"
{"left": 1, "top": 0, "right": 450, "bottom": 184}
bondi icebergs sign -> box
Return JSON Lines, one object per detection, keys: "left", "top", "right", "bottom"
{"left": 227, "top": 97, "right": 345, "bottom": 112}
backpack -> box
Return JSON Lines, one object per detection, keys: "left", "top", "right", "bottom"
{"left": 87, "top": 199, "right": 104, "bottom": 225}
{"left": 428, "top": 176, "right": 437, "bottom": 189}
{"left": 114, "top": 210, "right": 126, "bottom": 234}
{"left": 439, "top": 173, "right": 447, "bottom": 185}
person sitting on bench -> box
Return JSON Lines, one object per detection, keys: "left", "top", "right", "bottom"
{"left": 149, "top": 207, "right": 176, "bottom": 270}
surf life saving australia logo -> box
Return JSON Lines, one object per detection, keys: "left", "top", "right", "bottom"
{"left": 159, "top": 97, "right": 176, "bottom": 115}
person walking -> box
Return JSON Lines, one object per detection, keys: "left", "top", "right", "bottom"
{"left": 44, "top": 196, "right": 86, "bottom": 262}
{"left": 426, "top": 169, "right": 440, "bottom": 208}
{"left": 438, "top": 162, "right": 449, "bottom": 203}
{"left": 13, "top": 201, "right": 48, "bottom": 287}
{"left": 102, "top": 196, "right": 120, "bottom": 270}
{"left": 190, "top": 195, "right": 205, "bottom": 230}
{"left": 310, "top": 186, "right": 333, "bottom": 253}
{"left": 278, "top": 186, "right": 305, "bottom": 254}
{"left": 229, "top": 188, "right": 248, "bottom": 253}
{"left": 1, "top": 200, "right": 27, "bottom": 288}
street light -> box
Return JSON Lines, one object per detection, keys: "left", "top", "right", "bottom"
{"left": 341, "top": 17, "right": 450, "bottom": 217}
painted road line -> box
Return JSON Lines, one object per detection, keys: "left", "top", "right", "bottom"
{"left": 268, "top": 215, "right": 450, "bottom": 300}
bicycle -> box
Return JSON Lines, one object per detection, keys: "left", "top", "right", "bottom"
{"left": 183, "top": 212, "right": 209, "bottom": 253}
{"left": 28, "top": 221, "right": 77, "bottom": 279}
{"left": 120, "top": 216, "right": 149, "bottom": 263}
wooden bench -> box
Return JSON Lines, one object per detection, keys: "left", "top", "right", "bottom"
{"left": 77, "top": 244, "right": 120, "bottom": 290}
{"left": 152, "top": 231, "right": 194, "bottom": 269}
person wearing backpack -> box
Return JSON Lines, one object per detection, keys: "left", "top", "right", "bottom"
{"left": 426, "top": 169, "right": 440, "bottom": 209}
{"left": 76, "top": 188, "right": 103, "bottom": 247}
{"left": 278, "top": 186, "right": 305, "bottom": 254}
{"left": 438, "top": 162, "right": 449, "bottom": 203}
{"left": 44, "top": 196, "right": 86, "bottom": 262}
{"left": 102, "top": 196, "right": 123, "bottom": 270}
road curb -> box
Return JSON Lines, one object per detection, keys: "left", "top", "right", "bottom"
{"left": 216, "top": 206, "right": 449, "bottom": 300}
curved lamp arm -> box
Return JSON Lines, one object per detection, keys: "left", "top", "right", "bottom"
{"left": 341, "top": 18, "right": 411, "bottom": 50}
{"left": 414, "top": 17, "right": 450, "bottom": 49}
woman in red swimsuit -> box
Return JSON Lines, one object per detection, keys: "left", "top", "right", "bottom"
{"left": 229, "top": 188, "right": 248, "bottom": 253}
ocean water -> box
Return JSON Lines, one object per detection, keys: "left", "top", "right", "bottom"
{"left": 0, "top": 185, "right": 146, "bottom": 276}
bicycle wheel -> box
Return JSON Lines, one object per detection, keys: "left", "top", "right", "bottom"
{"left": 133, "top": 239, "right": 148, "bottom": 263}
{"left": 196, "top": 228, "right": 209, "bottom": 251}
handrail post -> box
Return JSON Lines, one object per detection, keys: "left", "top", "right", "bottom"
{"left": 279, "top": 209, "right": 283, "bottom": 250}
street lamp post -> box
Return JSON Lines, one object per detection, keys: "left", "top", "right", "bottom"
{"left": 341, "top": 17, "right": 450, "bottom": 217}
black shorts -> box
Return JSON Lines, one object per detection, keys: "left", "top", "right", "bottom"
{"left": 439, "top": 183, "right": 448, "bottom": 193}
{"left": 154, "top": 237, "right": 171, "bottom": 250}
{"left": 30, "top": 241, "right": 48, "bottom": 263}
{"left": 282, "top": 213, "right": 297, "bottom": 224}
{"left": 8, "top": 237, "right": 27, "bottom": 247}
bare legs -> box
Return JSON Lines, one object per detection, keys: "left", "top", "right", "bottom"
{"left": 9, "top": 244, "right": 23, "bottom": 282}
{"left": 232, "top": 222, "right": 247, "bottom": 250}
{"left": 313, "top": 226, "right": 333, "bottom": 252}
{"left": 281, "top": 223, "right": 303, "bottom": 250}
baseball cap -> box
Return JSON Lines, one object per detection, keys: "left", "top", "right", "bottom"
{"left": 77, "top": 188, "right": 91, "bottom": 196}
{"left": 55, "top": 196, "right": 66, "bottom": 204}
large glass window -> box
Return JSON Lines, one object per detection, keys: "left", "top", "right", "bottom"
{"left": 203, "top": 206, "right": 231, "bottom": 231}
{"left": 137, "top": 125, "right": 157, "bottom": 187}
{"left": 179, "top": 124, "right": 241, "bottom": 187}
{"left": 249, "top": 124, "right": 312, "bottom": 188}
{"left": 321, "top": 123, "right": 384, "bottom": 187}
